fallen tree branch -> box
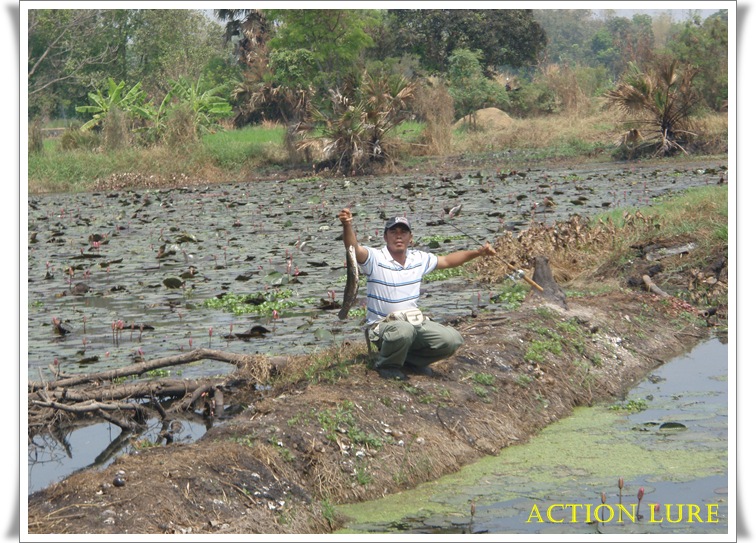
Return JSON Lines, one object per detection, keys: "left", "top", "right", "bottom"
{"left": 29, "top": 348, "right": 266, "bottom": 392}
{"left": 28, "top": 348, "right": 275, "bottom": 437}
{"left": 96, "top": 409, "right": 143, "bottom": 432}
{"left": 642, "top": 274, "right": 670, "bottom": 297}
{"left": 31, "top": 398, "right": 148, "bottom": 416}
{"left": 33, "top": 379, "right": 205, "bottom": 403}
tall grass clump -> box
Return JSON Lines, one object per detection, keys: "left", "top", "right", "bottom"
{"left": 162, "top": 104, "right": 198, "bottom": 147}
{"left": 413, "top": 77, "right": 454, "bottom": 156}
{"left": 28, "top": 119, "right": 44, "bottom": 155}
{"left": 58, "top": 121, "right": 100, "bottom": 152}
{"left": 102, "top": 107, "right": 131, "bottom": 151}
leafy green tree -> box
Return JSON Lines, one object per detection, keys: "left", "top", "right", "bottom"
{"left": 265, "top": 9, "right": 378, "bottom": 92}
{"left": 126, "top": 10, "right": 233, "bottom": 99}
{"left": 381, "top": 10, "right": 546, "bottom": 75}
{"left": 664, "top": 10, "right": 728, "bottom": 110}
{"left": 447, "top": 49, "right": 508, "bottom": 126}
{"left": 27, "top": 9, "right": 128, "bottom": 119}
{"left": 591, "top": 14, "right": 655, "bottom": 79}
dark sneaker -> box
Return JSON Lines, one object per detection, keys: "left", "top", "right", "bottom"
{"left": 405, "top": 365, "right": 435, "bottom": 377}
{"left": 377, "top": 367, "right": 408, "bottom": 381}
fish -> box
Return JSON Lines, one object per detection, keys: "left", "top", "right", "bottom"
{"left": 338, "top": 245, "right": 359, "bottom": 320}
{"left": 448, "top": 203, "right": 463, "bottom": 219}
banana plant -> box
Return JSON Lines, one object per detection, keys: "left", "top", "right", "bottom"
{"left": 75, "top": 78, "right": 154, "bottom": 131}
{"left": 167, "top": 76, "right": 234, "bottom": 133}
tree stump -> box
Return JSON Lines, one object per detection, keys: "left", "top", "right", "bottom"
{"left": 529, "top": 255, "right": 568, "bottom": 309}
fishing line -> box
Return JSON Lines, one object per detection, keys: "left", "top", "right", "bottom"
{"left": 445, "top": 209, "right": 544, "bottom": 292}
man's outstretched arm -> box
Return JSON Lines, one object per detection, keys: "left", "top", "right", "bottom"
{"left": 436, "top": 243, "right": 496, "bottom": 270}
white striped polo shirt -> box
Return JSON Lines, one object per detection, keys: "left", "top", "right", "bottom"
{"left": 359, "top": 246, "right": 438, "bottom": 324}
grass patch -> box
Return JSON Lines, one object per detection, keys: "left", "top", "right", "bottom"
{"left": 28, "top": 124, "right": 289, "bottom": 193}
{"left": 524, "top": 338, "right": 563, "bottom": 363}
{"left": 316, "top": 400, "right": 385, "bottom": 450}
{"left": 201, "top": 125, "right": 286, "bottom": 169}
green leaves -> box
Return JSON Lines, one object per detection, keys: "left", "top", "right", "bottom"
{"left": 75, "top": 75, "right": 234, "bottom": 142}
{"left": 75, "top": 78, "right": 151, "bottom": 131}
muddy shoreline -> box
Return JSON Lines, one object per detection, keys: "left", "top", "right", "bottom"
{"left": 26, "top": 154, "right": 728, "bottom": 535}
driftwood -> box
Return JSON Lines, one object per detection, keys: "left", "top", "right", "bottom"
{"left": 642, "top": 274, "right": 670, "bottom": 297}
{"left": 29, "top": 348, "right": 259, "bottom": 391}
{"left": 28, "top": 348, "right": 274, "bottom": 436}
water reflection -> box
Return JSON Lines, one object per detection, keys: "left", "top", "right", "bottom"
{"left": 28, "top": 417, "right": 210, "bottom": 495}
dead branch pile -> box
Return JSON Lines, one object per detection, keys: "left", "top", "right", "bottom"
{"left": 28, "top": 348, "right": 274, "bottom": 435}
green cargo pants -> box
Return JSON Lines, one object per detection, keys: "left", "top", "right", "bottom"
{"left": 368, "top": 319, "right": 463, "bottom": 369}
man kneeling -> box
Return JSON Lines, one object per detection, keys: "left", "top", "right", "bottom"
{"left": 338, "top": 208, "right": 496, "bottom": 380}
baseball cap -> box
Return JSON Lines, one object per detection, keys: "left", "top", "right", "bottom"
{"left": 384, "top": 216, "right": 412, "bottom": 232}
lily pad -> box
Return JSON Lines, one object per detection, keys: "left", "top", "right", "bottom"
{"left": 162, "top": 277, "right": 185, "bottom": 289}
{"left": 658, "top": 421, "right": 687, "bottom": 431}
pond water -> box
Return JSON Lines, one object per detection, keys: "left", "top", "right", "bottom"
{"left": 24, "top": 161, "right": 726, "bottom": 495}
{"left": 27, "top": 417, "right": 211, "bottom": 495}
{"left": 335, "top": 337, "right": 729, "bottom": 536}
{"left": 25, "top": 162, "right": 723, "bottom": 381}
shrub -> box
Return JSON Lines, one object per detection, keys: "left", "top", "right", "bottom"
{"left": 59, "top": 122, "right": 100, "bottom": 151}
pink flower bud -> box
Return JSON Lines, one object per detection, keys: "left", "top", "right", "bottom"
{"left": 618, "top": 477, "right": 624, "bottom": 490}
{"left": 601, "top": 491, "right": 606, "bottom": 504}
{"left": 637, "top": 487, "right": 645, "bottom": 501}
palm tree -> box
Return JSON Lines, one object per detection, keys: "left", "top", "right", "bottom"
{"left": 295, "top": 72, "right": 416, "bottom": 174}
{"left": 605, "top": 57, "right": 700, "bottom": 157}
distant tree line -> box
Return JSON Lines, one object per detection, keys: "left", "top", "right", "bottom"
{"left": 27, "top": 8, "right": 728, "bottom": 166}
{"left": 28, "top": 8, "right": 728, "bottom": 122}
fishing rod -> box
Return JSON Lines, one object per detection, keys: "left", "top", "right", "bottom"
{"left": 446, "top": 204, "right": 544, "bottom": 292}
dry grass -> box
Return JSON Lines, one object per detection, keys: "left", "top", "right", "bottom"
{"left": 451, "top": 107, "right": 622, "bottom": 153}
{"left": 450, "top": 107, "right": 726, "bottom": 157}
{"left": 473, "top": 184, "right": 728, "bottom": 297}
{"left": 414, "top": 77, "right": 455, "bottom": 156}
{"left": 687, "top": 111, "right": 729, "bottom": 154}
